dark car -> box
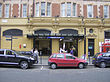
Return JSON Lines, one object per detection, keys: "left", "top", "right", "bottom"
{"left": 0, "top": 49, "right": 37, "bottom": 69}
{"left": 19, "top": 51, "right": 33, "bottom": 55}
{"left": 48, "top": 53, "right": 88, "bottom": 69}
{"left": 92, "top": 52, "right": 110, "bottom": 68}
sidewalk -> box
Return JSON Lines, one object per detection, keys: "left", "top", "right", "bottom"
{"left": 36, "top": 56, "right": 93, "bottom": 66}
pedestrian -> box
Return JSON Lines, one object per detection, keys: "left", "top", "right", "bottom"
{"left": 70, "top": 48, "right": 74, "bottom": 55}
{"left": 33, "top": 48, "right": 39, "bottom": 63}
{"left": 60, "top": 48, "right": 63, "bottom": 53}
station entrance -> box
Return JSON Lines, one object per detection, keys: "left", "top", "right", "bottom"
{"left": 35, "top": 39, "right": 51, "bottom": 56}
{"left": 59, "top": 38, "right": 78, "bottom": 56}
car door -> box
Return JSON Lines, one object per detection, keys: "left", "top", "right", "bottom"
{"left": 56, "top": 54, "right": 65, "bottom": 67}
{"left": 65, "top": 54, "right": 77, "bottom": 67}
{"left": 0, "top": 49, "right": 5, "bottom": 63}
{"left": 5, "top": 50, "right": 19, "bottom": 65}
{"left": 103, "top": 53, "right": 110, "bottom": 65}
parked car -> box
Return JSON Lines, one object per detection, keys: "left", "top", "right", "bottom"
{"left": 92, "top": 52, "right": 110, "bottom": 68}
{"left": 19, "top": 51, "right": 33, "bottom": 55}
{"left": 0, "top": 49, "right": 37, "bottom": 69}
{"left": 48, "top": 53, "right": 88, "bottom": 69}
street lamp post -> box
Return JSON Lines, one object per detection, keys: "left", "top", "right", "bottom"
{"left": 81, "top": 16, "right": 86, "bottom": 59}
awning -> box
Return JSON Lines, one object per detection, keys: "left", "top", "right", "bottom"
{"left": 27, "top": 34, "right": 84, "bottom": 39}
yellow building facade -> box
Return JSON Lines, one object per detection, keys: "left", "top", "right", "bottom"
{"left": 0, "top": 17, "right": 110, "bottom": 58}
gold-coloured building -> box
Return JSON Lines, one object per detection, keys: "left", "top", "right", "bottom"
{"left": 0, "top": 0, "right": 110, "bottom": 58}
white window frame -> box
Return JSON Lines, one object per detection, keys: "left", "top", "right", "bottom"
{"left": 87, "top": 5, "right": 93, "bottom": 18}
{"left": 72, "top": 3, "right": 77, "bottom": 17}
{"left": 22, "top": 4, "right": 27, "bottom": 18}
{"left": 35, "top": 2, "right": 39, "bottom": 17}
{"left": 61, "top": 3, "right": 66, "bottom": 17}
{"left": 67, "top": 2, "right": 71, "bottom": 17}
{"left": 5, "top": 4, "right": 9, "bottom": 18}
{"left": 41, "top": 2, "right": 45, "bottom": 16}
{"left": 0, "top": 4, "right": 2, "bottom": 17}
{"left": 47, "top": 2, "right": 51, "bottom": 17}
{"left": 104, "top": 5, "right": 109, "bottom": 18}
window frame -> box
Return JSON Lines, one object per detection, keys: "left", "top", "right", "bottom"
{"left": 66, "top": 54, "right": 75, "bottom": 59}
{"left": 104, "top": 5, "right": 109, "bottom": 18}
{"left": 35, "top": 2, "right": 39, "bottom": 17}
{"left": 0, "top": 3, "right": 2, "bottom": 17}
{"left": 72, "top": 3, "right": 77, "bottom": 17}
{"left": 41, "top": 2, "right": 46, "bottom": 16}
{"left": 61, "top": 3, "right": 66, "bottom": 17}
{"left": 47, "top": 2, "right": 51, "bottom": 17}
{"left": 0, "top": 50, "right": 4, "bottom": 55}
{"left": 67, "top": 2, "right": 71, "bottom": 17}
{"left": 56, "top": 54, "right": 64, "bottom": 59}
{"left": 87, "top": 5, "right": 93, "bottom": 18}
{"left": 5, "top": 4, "right": 10, "bottom": 18}
{"left": 22, "top": 4, "right": 27, "bottom": 18}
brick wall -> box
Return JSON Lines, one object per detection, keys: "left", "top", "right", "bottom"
{"left": 12, "top": 4, "right": 19, "bottom": 17}
{"left": 99, "top": 5, "right": 103, "bottom": 18}
{"left": 83, "top": 5, "right": 87, "bottom": 18}
{"left": 93, "top": 5, "right": 97, "bottom": 18}
{"left": 77, "top": 4, "right": 81, "bottom": 17}
{"left": 52, "top": 3, "right": 60, "bottom": 17}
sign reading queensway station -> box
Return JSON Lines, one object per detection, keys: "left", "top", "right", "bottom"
{"left": 47, "top": 37, "right": 64, "bottom": 39}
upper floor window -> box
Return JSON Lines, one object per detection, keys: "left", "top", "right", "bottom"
{"left": 41, "top": 2, "right": 45, "bottom": 16}
{"left": 87, "top": 5, "right": 93, "bottom": 18}
{"left": 73, "top": 3, "right": 76, "bottom": 16}
{"left": 47, "top": 2, "right": 51, "bottom": 16}
{"left": 5, "top": 4, "right": 9, "bottom": 18}
{"left": 61, "top": 2, "right": 77, "bottom": 17}
{"left": 23, "top": 4, "right": 27, "bottom": 18}
{"left": 67, "top": 2, "right": 71, "bottom": 16}
{"left": 36, "top": 2, "right": 51, "bottom": 17}
{"left": 104, "top": 5, "right": 109, "bottom": 18}
{"left": 61, "top": 3, "right": 66, "bottom": 17}
{"left": 35, "top": 3, "right": 39, "bottom": 17}
{"left": 0, "top": 4, "right": 2, "bottom": 17}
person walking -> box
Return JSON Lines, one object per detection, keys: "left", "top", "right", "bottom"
{"left": 33, "top": 48, "right": 39, "bottom": 63}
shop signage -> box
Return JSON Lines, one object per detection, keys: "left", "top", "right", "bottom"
{"left": 105, "top": 39, "right": 110, "bottom": 43}
{"left": 47, "top": 37, "right": 64, "bottom": 39}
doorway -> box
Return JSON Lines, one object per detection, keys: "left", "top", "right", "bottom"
{"left": 35, "top": 39, "right": 51, "bottom": 56}
{"left": 88, "top": 39, "right": 94, "bottom": 56}
{"left": 59, "top": 38, "right": 78, "bottom": 56}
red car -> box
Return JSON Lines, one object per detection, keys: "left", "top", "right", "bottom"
{"left": 48, "top": 53, "right": 88, "bottom": 69}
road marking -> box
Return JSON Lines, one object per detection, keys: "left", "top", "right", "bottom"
{"left": 41, "top": 66, "right": 43, "bottom": 70}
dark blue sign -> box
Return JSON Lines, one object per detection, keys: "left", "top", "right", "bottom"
{"left": 47, "top": 37, "right": 64, "bottom": 39}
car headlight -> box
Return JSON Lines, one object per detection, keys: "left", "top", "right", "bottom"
{"left": 30, "top": 57, "right": 34, "bottom": 60}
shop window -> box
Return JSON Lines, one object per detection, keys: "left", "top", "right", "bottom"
{"left": 3, "top": 29, "right": 23, "bottom": 36}
{"left": 105, "top": 31, "right": 110, "bottom": 39}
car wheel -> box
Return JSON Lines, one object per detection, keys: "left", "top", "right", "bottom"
{"left": 20, "top": 61, "right": 29, "bottom": 69}
{"left": 100, "top": 62, "right": 106, "bottom": 68}
{"left": 50, "top": 63, "right": 57, "bottom": 69}
{"left": 78, "top": 63, "right": 84, "bottom": 69}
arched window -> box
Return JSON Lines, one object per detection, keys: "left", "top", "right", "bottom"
{"left": 34, "top": 29, "right": 51, "bottom": 34}
{"left": 3, "top": 29, "right": 23, "bottom": 36}
{"left": 59, "top": 29, "right": 78, "bottom": 34}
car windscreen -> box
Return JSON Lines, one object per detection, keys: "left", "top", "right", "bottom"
{"left": 94, "top": 53, "right": 100, "bottom": 57}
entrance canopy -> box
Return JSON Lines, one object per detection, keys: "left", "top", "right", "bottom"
{"left": 27, "top": 33, "right": 84, "bottom": 39}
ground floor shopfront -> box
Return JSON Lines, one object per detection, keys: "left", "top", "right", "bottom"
{"left": 0, "top": 18, "right": 110, "bottom": 58}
